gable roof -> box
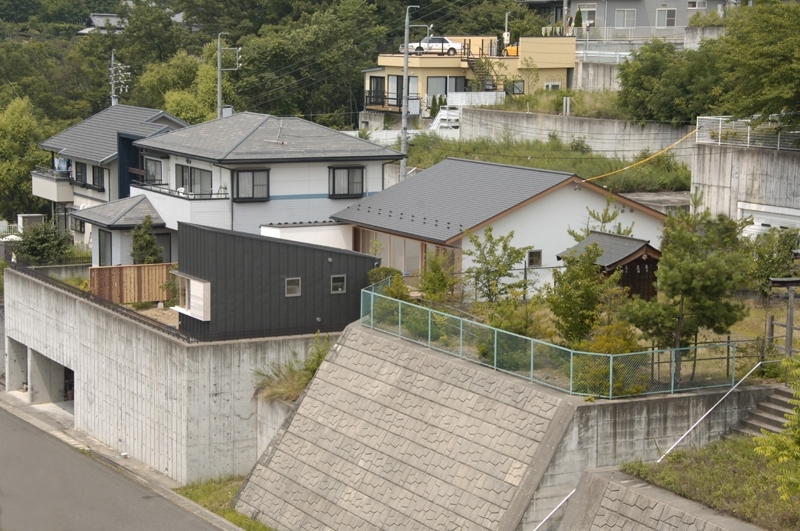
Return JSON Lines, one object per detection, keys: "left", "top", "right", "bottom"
{"left": 557, "top": 231, "right": 661, "bottom": 269}
{"left": 133, "top": 112, "right": 403, "bottom": 163}
{"left": 71, "top": 195, "right": 166, "bottom": 229}
{"left": 39, "top": 105, "right": 186, "bottom": 165}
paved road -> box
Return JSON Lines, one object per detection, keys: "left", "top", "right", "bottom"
{"left": 0, "top": 408, "right": 221, "bottom": 531}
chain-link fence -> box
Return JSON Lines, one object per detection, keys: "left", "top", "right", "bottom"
{"left": 360, "top": 286, "right": 783, "bottom": 399}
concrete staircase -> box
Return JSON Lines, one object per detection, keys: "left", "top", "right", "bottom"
{"left": 732, "top": 386, "right": 795, "bottom": 437}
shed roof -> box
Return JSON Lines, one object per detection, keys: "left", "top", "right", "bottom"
{"left": 556, "top": 231, "right": 660, "bottom": 268}
{"left": 133, "top": 112, "right": 403, "bottom": 163}
{"left": 71, "top": 195, "right": 166, "bottom": 229}
{"left": 331, "top": 158, "right": 578, "bottom": 244}
{"left": 39, "top": 105, "right": 185, "bottom": 164}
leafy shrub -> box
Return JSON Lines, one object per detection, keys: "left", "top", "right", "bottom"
{"left": 402, "top": 305, "right": 441, "bottom": 341}
{"left": 571, "top": 353, "right": 649, "bottom": 397}
{"left": 368, "top": 266, "right": 402, "bottom": 285}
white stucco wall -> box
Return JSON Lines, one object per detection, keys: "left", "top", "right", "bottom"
{"left": 460, "top": 185, "right": 665, "bottom": 285}
{"left": 260, "top": 224, "right": 353, "bottom": 250}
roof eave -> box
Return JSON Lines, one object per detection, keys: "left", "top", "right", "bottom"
{"left": 328, "top": 216, "right": 453, "bottom": 246}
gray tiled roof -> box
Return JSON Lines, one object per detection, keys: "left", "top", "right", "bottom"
{"left": 39, "top": 105, "right": 183, "bottom": 164}
{"left": 133, "top": 112, "right": 403, "bottom": 162}
{"left": 331, "top": 158, "right": 576, "bottom": 243}
{"left": 557, "top": 231, "right": 655, "bottom": 267}
{"left": 71, "top": 195, "right": 165, "bottom": 229}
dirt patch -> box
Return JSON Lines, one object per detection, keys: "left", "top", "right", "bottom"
{"left": 137, "top": 306, "right": 179, "bottom": 327}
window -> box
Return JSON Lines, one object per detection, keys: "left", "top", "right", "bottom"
{"left": 615, "top": 9, "right": 636, "bottom": 28}
{"left": 331, "top": 275, "right": 346, "bottom": 294}
{"left": 688, "top": 0, "right": 706, "bottom": 8}
{"left": 172, "top": 272, "right": 211, "bottom": 321}
{"left": 75, "top": 162, "right": 87, "bottom": 183}
{"left": 176, "top": 164, "right": 213, "bottom": 195}
{"left": 98, "top": 229, "right": 112, "bottom": 266}
{"left": 545, "top": 78, "right": 562, "bottom": 91}
{"left": 144, "top": 159, "right": 162, "bottom": 183}
{"left": 233, "top": 170, "right": 269, "bottom": 201}
{"left": 70, "top": 215, "right": 85, "bottom": 233}
{"left": 368, "top": 76, "right": 385, "bottom": 105}
{"left": 329, "top": 167, "right": 364, "bottom": 198}
{"left": 156, "top": 233, "right": 171, "bottom": 262}
{"left": 178, "top": 275, "right": 191, "bottom": 309}
{"left": 285, "top": 277, "right": 301, "bottom": 297}
{"left": 506, "top": 80, "right": 524, "bottom": 95}
{"left": 92, "top": 165, "right": 107, "bottom": 189}
{"left": 577, "top": 3, "right": 597, "bottom": 24}
{"left": 527, "top": 250, "right": 542, "bottom": 268}
{"left": 427, "top": 77, "right": 447, "bottom": 102}
{"left": 657, "top": 8, "right": 677, "bottom": 27}
{"left": 448, "top": 77, "right": 466, "bottom": 93}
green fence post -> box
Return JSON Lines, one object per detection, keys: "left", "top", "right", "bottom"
{"left": 670, "top": 350, "right": 675, "bottom": 394}
{"left": 569, "top": 351, "right": 573, "bottom": 395}
{"left": 370, "top": 291, "right": 374, "bottom": 328}
{"left": 459, "top": 318, "right": 464, "bottom": 358}
{"left": 731, "top": 342, "right": 736, "bottom": 386}
{"left": 398, "top": 300, "right": 402, "bottom": 337}
{"left": 530, "top": 340, "right": 534, "bottom": 383}
{"left": 609, "top": 354, "right": 614, "bottom": 399}
{"left": 494, "top": 329, "right": 498, "bottom": 369}
{"left": 428, "top": 310, "right": 432, "bottom": 347}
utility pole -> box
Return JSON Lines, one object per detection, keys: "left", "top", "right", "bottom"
{"left": 217, "top": 33, "right": 242, "bottom": 119}
{"left": 399, "top": 5, "right": 419, "bottom": 182}
{"left": 109, "top": 49, "right": 130, "bottom": 106}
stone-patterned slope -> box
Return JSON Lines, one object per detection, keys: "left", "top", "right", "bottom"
{"left": 236, "top": 325, "right": 575, "bottom": 531}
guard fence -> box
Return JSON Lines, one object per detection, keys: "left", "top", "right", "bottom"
{"left": 696, "top": 116, "right": 800, "bottom": 152}
{"left": 361, "top": 279, "right": 782, "bottom": 399}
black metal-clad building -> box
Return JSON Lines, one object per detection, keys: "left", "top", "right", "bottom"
{"left": 175, "top": 222, "right": 380, "bottom": 341}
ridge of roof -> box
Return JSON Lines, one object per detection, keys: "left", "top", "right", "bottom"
{"left": 220, "top": 114, "right": 273, "bottom": 158}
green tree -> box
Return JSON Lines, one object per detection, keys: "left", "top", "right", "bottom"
{"left": 747, "top": 228, "right": 800, "bottom": 299}
{"left": 621, "top": 196, "right": 750, "bottom": 379}
{"left": 0, "top": 98, "right": 50, "bottom": 221}
{"left": 568, "top": 195, "right": 635, "bottom": 242}
{"left": 419, "top": 248, "right": 457, "bottom": 303}
{"left": 546, "top": 243, "right": 623, "bottom": 347}
{"left": 117, "top": 0, "right": 188, "bottom": 74}
{"left": 463, "top": 226, "right": 531, "bottom": 303}
{"left": 617, "top": 39, "right": 680, "bottom": 122}
{"left": 132, "top": 51, "right": 201, "bottom": 109}
{"left": 130, "top": 215, "right": 164, "bottom": 264}
{"left": 754, "top": 356, "right": 800, "bottom": 501}
{"left": 15, "top": 222, "right": 71, "bottom": 265}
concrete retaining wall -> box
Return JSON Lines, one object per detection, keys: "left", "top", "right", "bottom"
{"left": 574, "top": 62, "right": 620, "bottom": 92}
{"left": 692, "top": 143, "right": 800, "bottom": 219}
{"left": 557, "top": 468, "right": 762, "bottom": 531}
{"left": 30, "top": 264, "right": 90, "bottom": 280}
{"left": 460, "top": 109, "right": 694, "bottom": 165}
{"left": 684, "top": 26, "right": 725, "bottom": 51}
{"left": 4, "top": 269, "right": 338, "bottom": 484}
{"left": 518, "top": 385, "right": 776, "bottom": 531}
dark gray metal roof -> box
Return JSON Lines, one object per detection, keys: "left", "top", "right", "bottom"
{"left": 71, "top": 195, "right": 166, "bottom": 229}
{"left": 133, "top": 112, "right": 403, "bottom": 163}
{"left": 331, "top": 158, "right": 576, "bottom": 244}
{"left": 557, "top": 231, "right": 657, "bottom": 267}
{"left": 39, "top": 105, "right": 185, "bottom": 164}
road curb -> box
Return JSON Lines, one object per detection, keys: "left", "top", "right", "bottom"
{"left": 0, "top": 395, "right": 245, "bottom": 531}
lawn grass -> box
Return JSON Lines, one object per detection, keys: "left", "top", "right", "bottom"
{"left": 175, "top": 475, "right": 276, "bottom": 531}
{"left": 621, "top": 436, "right": 800, "bottom": 531}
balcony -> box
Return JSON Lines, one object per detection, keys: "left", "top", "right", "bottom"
{"left": 364, "top": 91, "right": 421, "bottom": 113}
{"left": 31, "top": 166, "right": 73, "bottom": 203}
{"left": 130, "top": 181, "right": 232, "bottom": 231}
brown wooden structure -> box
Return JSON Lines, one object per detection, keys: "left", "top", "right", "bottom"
{"left": 90, "top": 262, "right": 177, "bottom": 304}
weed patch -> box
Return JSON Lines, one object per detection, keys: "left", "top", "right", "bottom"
{"left": 175, "top": 475, "right": 276, "bottom": 531}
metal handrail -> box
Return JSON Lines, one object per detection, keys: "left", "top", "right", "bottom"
{"left": 656, "top": 359, "right": 781, "bottom": 462}
{"left": 532, "top": 488, "right": 575, "bottom": 531}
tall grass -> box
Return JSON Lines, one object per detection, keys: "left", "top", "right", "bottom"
{"left": 254, "top": 333, "right": 332, "bottom": 402}
{"left": 405, "top": 133, "right": 690, "bottom": 193}
{"left": 492, "top": 89, "right": 627, "bottom": 120}
{"left": 175, "top": 475, "right": 276, "bottom": 531}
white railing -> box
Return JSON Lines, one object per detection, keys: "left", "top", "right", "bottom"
{"left": 697, "top": 116, "right": 800, "bottom": 152}
{"left": 575, "top": 25, "right": 686, "bottom": 41}
{"left": 447, "top": 92, "right": 504, "bottom": 107}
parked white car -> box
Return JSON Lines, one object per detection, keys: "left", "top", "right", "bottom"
{"left": 399, "top": 36, "right": 462, "bottom": 56}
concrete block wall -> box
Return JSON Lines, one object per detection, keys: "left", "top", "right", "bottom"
{"left": 574, "top": 62, "right": 620, "bottom": 92}
{"left": 460, "top": 109, "right": 694, "bottom": 165}
{"left": 518, "top": 386, "right": 776, "bottom": 531}
{"left": 4, "top": 269, "right": 335, "bottom": 484}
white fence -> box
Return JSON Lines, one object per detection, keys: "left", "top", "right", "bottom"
{"left": 696, "top": 116, "right": 800, "bottom": 152}
{"left": 447, "top": 92, "right": 505, "bottom": 107}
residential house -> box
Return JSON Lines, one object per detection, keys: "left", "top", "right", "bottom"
{"left": 363, "top": 36, "right": 576, "bottom": 116}
{"left": 30, "top": 104, "right": 187, "bottom": 244}
{"left": 70, "top": 195, "right": 175, "bottom": 267}
{"left": 173, "top": 223, "right": 379, "bottom": 341}
{"left": 331, "top": 158, "right": 666, "bottom": 285}
{"left": 129, "top": 112, "right": 403, "bottom": 245}
{"left": 557, "top": 231, "right": 662, "bottom": 299}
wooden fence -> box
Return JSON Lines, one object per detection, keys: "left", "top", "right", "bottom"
{"left": 90, "top": 263, "right": 177, "bottom": 305}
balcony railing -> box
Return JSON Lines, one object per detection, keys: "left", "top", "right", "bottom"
{"left": 364, "top": 91, "right": 421, "bottom": 109}
{"left": 130, "top": 180, "right": 229, "bottom": 199}
{"left": 129, "top": 168, "right": 167, "bottom": 186}
{"left": 33, "top": 166, "right": 71, "bottom": 180}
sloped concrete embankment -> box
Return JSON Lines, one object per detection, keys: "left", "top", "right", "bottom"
{"left": 235, "top": 324, "right": 578, "bottom": 531}
{"left": 557, "top": 468, "right": 762, "bottom": 531}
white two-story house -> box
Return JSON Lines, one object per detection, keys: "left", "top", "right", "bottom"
{"left": 30, "top": 104, "right": 187, "bottom": 245}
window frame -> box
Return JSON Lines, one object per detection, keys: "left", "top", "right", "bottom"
{"left": 74, "top": 162, "right": 87, "bottom": 184}
{"left": 175, "top": 164, "right": 213, "bottom": 196}
{"left": 506, "top": 80, "right": 524, "bottom": 95}
{"left": 544, "top": 78, "right": 562, "bottom": 91}
{"left": 233, "top": 169, "right": 270, "bottom": 202}
{"left": 144, "top": 158, "right": 163, "bottom": 183}
{"left": 285, "top": 277, "right": 301, "bottom": 297}
{"left": 527, "top": 250, "right": 543, "bottom": 268}
{"left": 328, "top": 166, "right": 365, "bottom": 199}
{"left": 656, "top": 8, "right": 677, "bottom": 27}
{"left": 331, "top": 275, "right": 347, "bottom": 294}
{"left": 615, "top": 8, "right": 636, "bottom": 28}
{"left": 98, "top": 229, "right": 112, "bottom": 266}
{"left": 92, "top": 165, "right": 107, "bottom": 190}
{"left": 577, "top": 3, "right": 597, "bottom": 24}
{"left": 70, "top": 215, "right": 85, "bottom": 233}
{"left": 687, "top": 0, "right": 707, "bottom": 8}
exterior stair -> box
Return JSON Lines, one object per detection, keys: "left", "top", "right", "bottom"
{"left": 466, "top": 55, "right": 496, "bottom": 91}
{"left": 732, "top": 386, "right": 795, "bottom": 437}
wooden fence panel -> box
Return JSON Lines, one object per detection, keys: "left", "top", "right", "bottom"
{"left": 90, "top": 263, "right": 177, "bottom": 304}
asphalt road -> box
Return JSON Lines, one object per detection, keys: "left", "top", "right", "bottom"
{"left": 0, "top": 408, "right": 221, "bottom": 531}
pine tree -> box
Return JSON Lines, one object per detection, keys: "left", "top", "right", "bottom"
{"left": 130, "top": 215, "right": 163, "bottom": 264}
